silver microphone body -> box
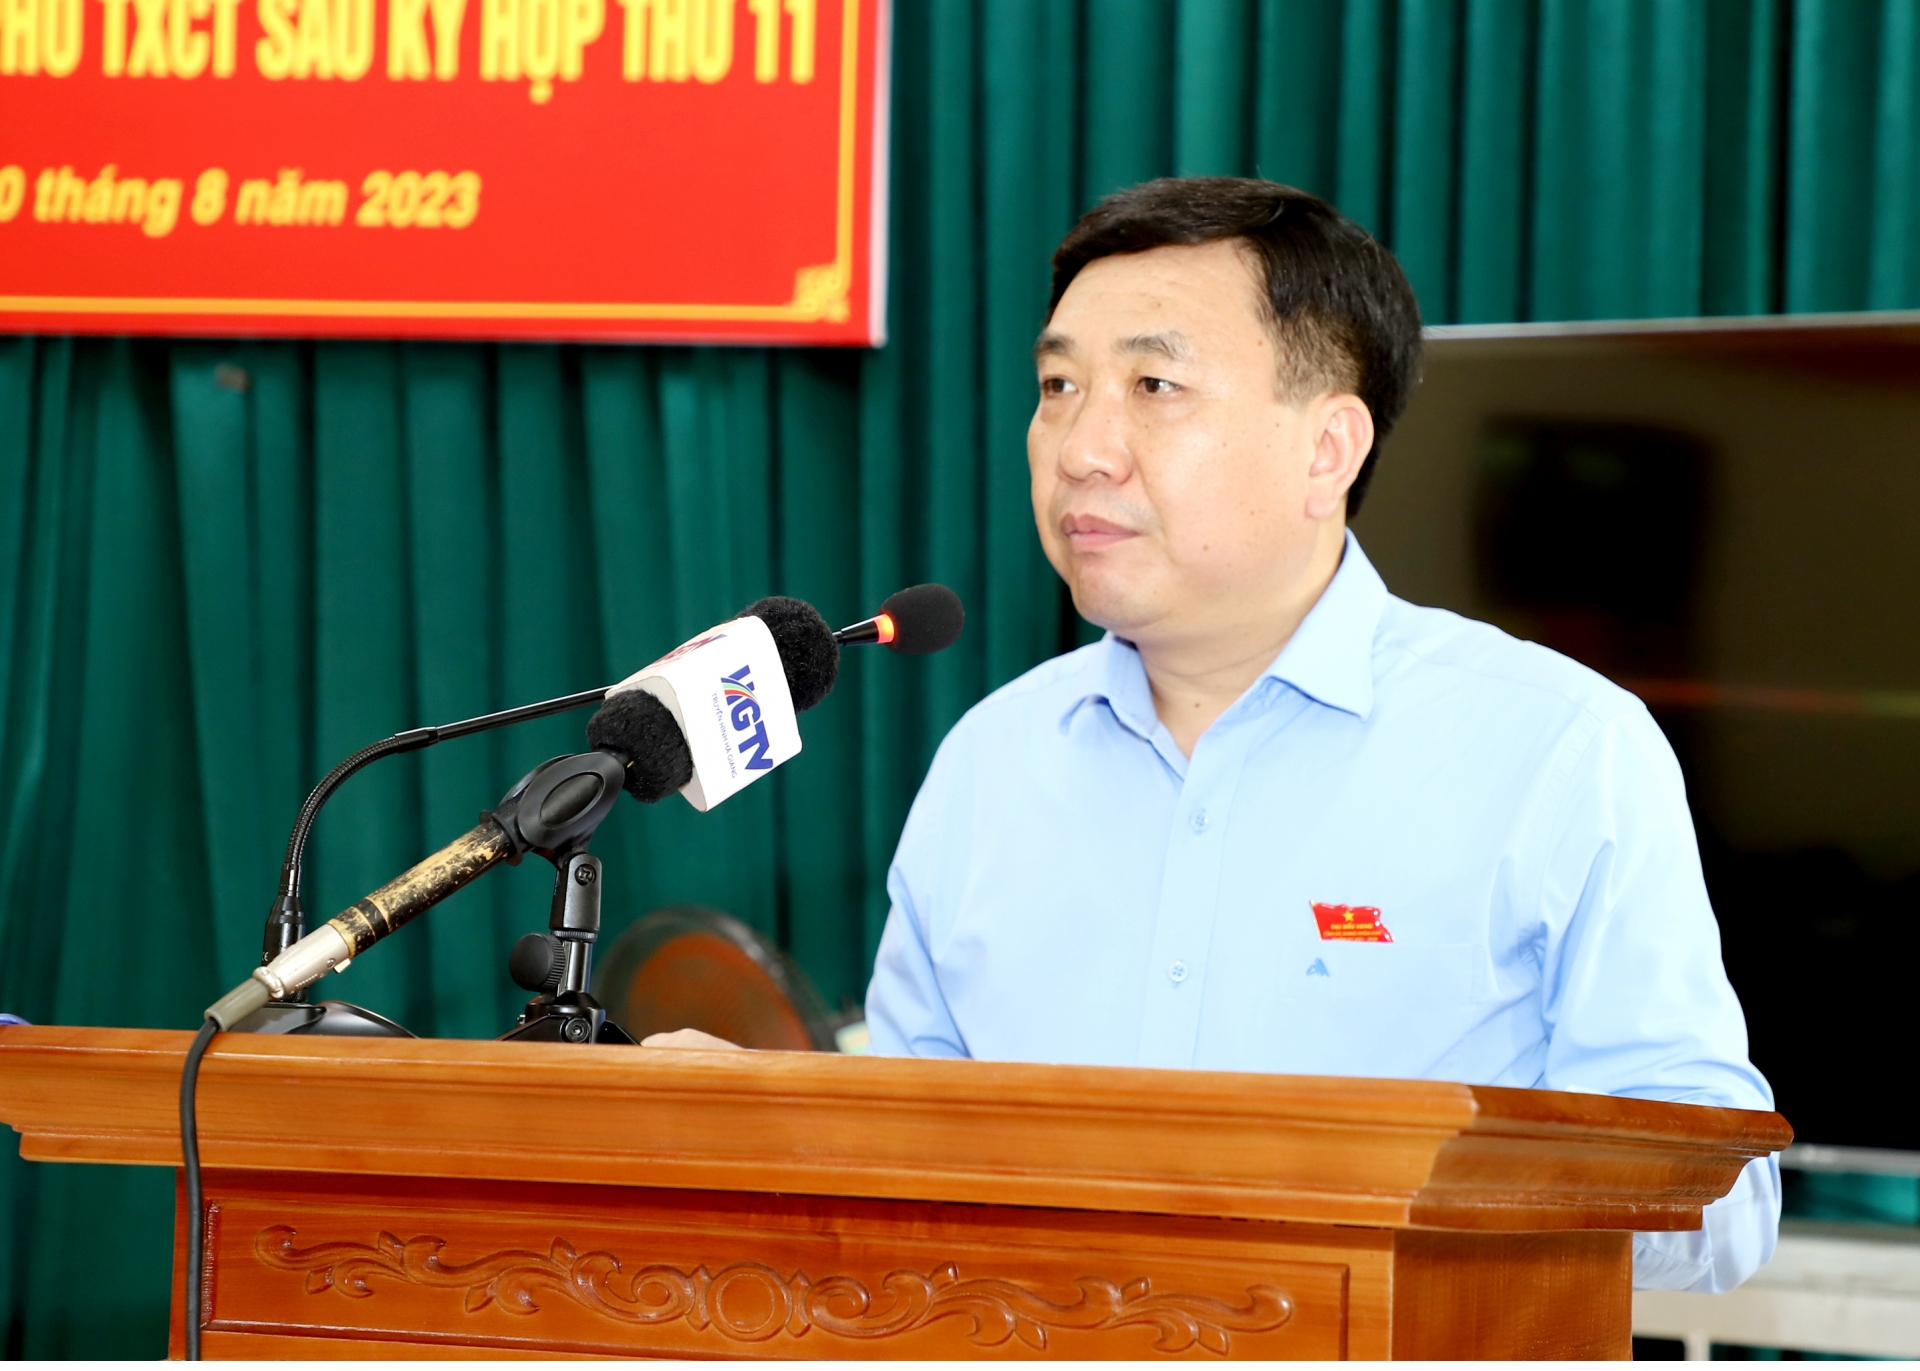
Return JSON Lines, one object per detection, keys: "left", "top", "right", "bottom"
{"left": 206, "top": 819, "right": 515, "bottom": 1029}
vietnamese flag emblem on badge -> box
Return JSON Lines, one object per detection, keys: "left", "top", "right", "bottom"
{"left": 1311, "top": 903, "right": 1394, "bottom": 942}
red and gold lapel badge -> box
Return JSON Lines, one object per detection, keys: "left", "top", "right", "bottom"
{"left": 1311, "top": 903, "right": 1394, "bottom": 942}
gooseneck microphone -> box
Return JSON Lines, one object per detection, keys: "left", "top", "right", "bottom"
{"left": 259, "top": 685, "right": 610, "bottom": 967}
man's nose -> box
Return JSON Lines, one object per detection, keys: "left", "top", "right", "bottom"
{"left": 1056, "top": 386, "right": 1132, "bottom": 483}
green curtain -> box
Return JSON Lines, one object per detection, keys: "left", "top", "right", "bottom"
{"left": 6, "top": 0, "right": 1920, "bottom": 1355}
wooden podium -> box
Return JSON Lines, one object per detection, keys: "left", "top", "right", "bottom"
{"left": 0, "top": 1025, "right": 1789, "bottom": 1359}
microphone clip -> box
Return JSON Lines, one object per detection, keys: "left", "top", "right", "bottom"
{"left": 487, "top": 750, "right": 628, "bottom": 861}
{"left": 493, "top": 752, "right": 636, "bottom": 1045}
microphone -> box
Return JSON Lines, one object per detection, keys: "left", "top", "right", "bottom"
{"left": 833, "top": 583, "right": 966, "bottom": 655}
{"left": 585, "top": 586, "right": 962, "bottom": 810}
{"left": 249, "top": 586, "right": 964, "bottom": 989}
{"left": 207, "top": 752, "right": 626, "bottom": 1029}
{"left": 586, "top": 596, "right": 835, "bottom": 810}
{"left": 254, "top": 596, "right": 844, "bottom": 965}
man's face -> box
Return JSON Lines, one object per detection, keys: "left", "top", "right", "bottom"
{"left": 1029, "top": 240, "right": 1354, "bottom": 650}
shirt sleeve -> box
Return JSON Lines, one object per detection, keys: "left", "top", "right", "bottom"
{"left": 865, "top": 726, "right": 970, "bottom": 1059}
{"left": 1534, "top": 705, "right": 1781, "bottom": 1292}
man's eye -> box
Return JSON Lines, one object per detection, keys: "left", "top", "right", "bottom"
{"left": 1139, "top": 376, "right": 1179, "bottom": 395}
{"left": 1039, "top": 375, "right": 1075, "bottom": 396}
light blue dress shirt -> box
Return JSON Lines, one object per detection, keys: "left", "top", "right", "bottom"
{"left": 867, "top": 532, "right": 1780, "bottom": 1293}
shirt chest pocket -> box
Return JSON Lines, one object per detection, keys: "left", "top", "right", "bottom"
{"left": 1287, "top": 942, "right": 1491, "bottom": 1076}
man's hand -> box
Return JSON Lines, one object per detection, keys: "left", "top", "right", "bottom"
{"left": 640, "top": 1027, "right": 742, "bottom": 1051}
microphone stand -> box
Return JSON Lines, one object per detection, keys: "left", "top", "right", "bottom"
{"left": 498, "top": 844, "right": 634, "bottom": 1044}
{"left": 229, "top": 748, "right": 636, "bottom": 1040}
{"left": 240, "top": 685, "right": 610, "bottom": 1036}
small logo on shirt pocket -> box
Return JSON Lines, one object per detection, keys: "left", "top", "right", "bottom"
{"left": 1311, "top": 902, "right": 1394, "bottom": 942}
{"left": 1306, "top": 958, "right": 1330, "bottom": 977}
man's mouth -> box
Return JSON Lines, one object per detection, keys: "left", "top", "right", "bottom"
{"left": 1060, "top": 513, "right": 1139, "bottom": 552}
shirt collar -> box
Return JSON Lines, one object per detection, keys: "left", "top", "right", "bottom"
{"left": 1061, "top": 530, "right": 1387, "bottom": 733}
{"left": 1069, "top": 635, "right": 1159, "bottom": 740}
{"left": 1262, "top": 530, "right": 1386, "bottom": 720}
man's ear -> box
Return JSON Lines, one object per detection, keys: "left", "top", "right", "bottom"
{"left": 1304, "top": 393, "right": 1375, "bottom": 521}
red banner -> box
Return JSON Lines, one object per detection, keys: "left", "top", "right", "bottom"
{"left": 0, "top": 0, "right": 888, "bottom": 342}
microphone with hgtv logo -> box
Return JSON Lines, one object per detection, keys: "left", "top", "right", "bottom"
{"left": 202, "top": 586, "right": 964, "bottom": 1034}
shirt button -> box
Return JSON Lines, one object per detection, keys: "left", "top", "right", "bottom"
{"left": 1169, "top": 960, "right": 1189, "bottom": 984}
{"left": 1190, "top": 809, "right": 1210, "bottom": 833}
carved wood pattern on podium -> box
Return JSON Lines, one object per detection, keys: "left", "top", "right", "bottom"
{"left": 254, "top": 1226, "right": 1295, "bottom": 1354}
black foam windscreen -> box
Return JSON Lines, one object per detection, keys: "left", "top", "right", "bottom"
{"left": 588, "top": 597, "right": 837, "bottom": 804}
{"left": 739, "top": 595, "right": 839, "bottom": 712}
{"left": 881, "top": 583, "right": 965, "bottom": 655}
{"left": 585, "top": 689, "right": 694, "bottom": 803}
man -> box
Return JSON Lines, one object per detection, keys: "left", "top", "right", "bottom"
{"left": 863, "top": 177, "right": 1779, "bottom": 1293}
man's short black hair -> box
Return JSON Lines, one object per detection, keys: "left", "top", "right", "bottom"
{"left": 1047, "top": 177, "right": 1423, "bottom": 518}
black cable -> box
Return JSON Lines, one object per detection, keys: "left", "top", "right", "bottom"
{"left": 180, "top": 1017, "right": 219, "bottom": 1361}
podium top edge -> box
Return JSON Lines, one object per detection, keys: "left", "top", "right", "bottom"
{"left": 0, "top": 1023, "right": 1789, "bottom": 1151}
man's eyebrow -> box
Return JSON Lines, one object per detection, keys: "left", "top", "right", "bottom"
{"left": 1032, "top": 330, "right": 1074, "bottom": 362}
{"left": 1115, "top": 330, "right": 1194, "bottom": 362}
